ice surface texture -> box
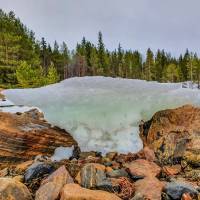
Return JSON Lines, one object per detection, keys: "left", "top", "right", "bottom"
{"left": 3, "top": 77, "right": 200, "bottom": 154}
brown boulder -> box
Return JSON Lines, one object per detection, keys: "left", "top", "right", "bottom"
{"left": 140, "top": 105, "right": 200, "bottom": 165}
{"left": 0, "top": 112, "right": 77, "bottom": 167}
{"left": 137, "top": 146, "right": 156, "bottom": 162}
{"left": 0, "top": 177, "right": 32, "bottom": 200}
{"left": 60, "top": 183, "right": 121, "bottom": 200}
{"left": 134, "top": 177, "right": 165, "bottom": 200}
{"left": 35, "top": 166, "right": 74, "bottom": 200}
{"left": 125, "top": 159, "right": 161, "bottom": 178}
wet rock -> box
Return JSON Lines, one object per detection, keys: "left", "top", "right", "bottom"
{"left": 125, "top": 159, "right": 161, "bottom": 178}
{"left": 24, "top": 108, "right": 44, "bottom": 120}
{"left": 164, "top": 181, "right": 198, "bottom": 200}
{"left": 0, "top": 112, "right": 77, "bottom": 166}
{"left": 134, "top": 177, "right": 165, "bottom": 200}
{"left": 0, "top": 177, "right": 32, "bottom": 200}
{"left": 60, "top": 183, "right": 121, "bottom": 200}
{"left": 162, "top": 165, "right": 182, "bottom": 176}
{"left": 139, "top": 105, "right": 200, "bottom": 165}
{"left": 24, "top": 162, "right": 54, "bottom": 183}
{"left": 107, "top": 168, "right": 129, "bottom": 178}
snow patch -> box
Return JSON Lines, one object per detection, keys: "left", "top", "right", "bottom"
{"left": 51, "top": 146, "right": 74, "bottom": 161}
{"left": 3, "top": 76, "right": 200, "bottom": 154}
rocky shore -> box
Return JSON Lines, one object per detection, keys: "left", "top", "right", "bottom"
{"left": 0, "top": 91, "right": 200, "bottom": 200}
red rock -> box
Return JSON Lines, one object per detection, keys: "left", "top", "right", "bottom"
{"left": 60, "top": 183, "right": 121, "bottom": 200}
{"left": 134, "top": 177, "right": 165, "bottom": 200}
{"left": 181, "top": 193, "right": 192, "bottom": 200}
{"left": 163, "top": 165, "right": 182, "bottom": 176}
{"left": 125, "top": 159, "right": 161, "bottom": 178}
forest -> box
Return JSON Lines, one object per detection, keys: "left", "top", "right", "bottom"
{"left": 1, "top": 9, "right": 200, "bottom": 88}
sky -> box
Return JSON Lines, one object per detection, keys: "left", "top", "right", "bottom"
{"left": 0, "top": 0, "right": 200, "bottom": 56}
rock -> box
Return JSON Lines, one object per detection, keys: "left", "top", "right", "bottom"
{"left": 0, "top": 177, "right": 32, "bottom": 200}
{"left": 15, "top": 160, "right": 34, "bottom": 172}
{"left": 164, "top": 181, "right": 198, "bottom": 200}
{"left": 24, "top": 108, "right": 44, "bottom": 120}
{"left": 0, "top": 112, "right": 77, "bottom": 167}
{"left": 134, "top": 177, "right": 165, "bottom": 200}
{"left": 78, "top": 163, "right": 116, "bottom": 192}
{"left": 35, "top": 165, "right": 73, "bottom": 199}
{"left": 106, "top": 152, "right": 118, "bottom": 161}
{"left": 0, "top": 167, "right": 8, "bottom": 177}
{"left": 162, "top": 165, "right": 182, "bottom": 176}
{"left": 36, "top": 166, "right": 74, "bottom": 200}
{"left": 35, "top": 182, "right": 60, "bottom": 200}
{"left": 107, "top": 168, "right": 129, "bottom": 178}
{"left": 13, "top": 175, "right": 24, "bottom": 183}
{"left": 125, "top": 159, "right": 161, "bottom": 178}
{"left": 181, "top": 193, "right": 193, "bottom": 200}
{"left": 41, "top": 165, "right": 73, "bottom": 185}
{"left": 115, "top": 153, "right": 137, "bottom": 163}
{"left": 137, "top": 146, "right": 156, "bottom": 162}
{"left": 139, "top": 105, "right": 200, "bottom": 165}
{"left": 24, "top": 162, "right": 54, "bottom": 183}
{"left": 60, "top": 183, "right": 121, "bottom": 200}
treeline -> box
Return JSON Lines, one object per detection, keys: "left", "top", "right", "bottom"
{"left": 1, "top": 9, "right": 200, "bottom": 88}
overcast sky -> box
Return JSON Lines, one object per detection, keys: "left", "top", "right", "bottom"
{"left": 0, "top": 0, "right": 200, "bottom": 56}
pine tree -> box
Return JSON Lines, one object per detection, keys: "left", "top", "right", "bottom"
{"left": 144, "top": 48, "right": 154, "bottom": 80}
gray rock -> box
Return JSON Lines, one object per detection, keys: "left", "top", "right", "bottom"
{"left": 24, "top": 162, "right": 54, "bottom": 183}
{"left": 164, "top": 181, "right": 198, "bottom": 199}
{"left": 107, "top": 168, "right": 129, "bottom": 178}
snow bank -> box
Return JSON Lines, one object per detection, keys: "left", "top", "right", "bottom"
{"left": 3, "top": 77, "right": 200, "bottom": 154}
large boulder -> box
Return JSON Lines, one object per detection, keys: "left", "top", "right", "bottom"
{"left": 139, "top": 105, "right": 200, "bottom": 165}
{"left": 0, "top": 111, "right": 77, "bottom": 168}
{"left": 60, "top": 183, "right": 121, "bottom": 200}
{"left": 0, "top": 177, "right": 32, "bottom": 200}
{"left": 124, "top": 159, "right": 161, "bottom": 178}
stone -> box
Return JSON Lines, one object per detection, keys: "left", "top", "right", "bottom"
{"left": 125, "top": 159, "right": 161, "bottom": 178}
{"left": 162, "top": 165, "right": 182, "bottom": 176}
{"left": 164, "top": 181, "right": 198, "bottom": 200}
{"left": 107, "top": 168, "right": 129, "bottom": 178}
{"left": 0, "top": 167, "right": 8, "bottom": 177}
{"left": 134, "top": 177, "right": 165, "bottom": 200}
{"left": 24, "top": 162, "right": 54, "bottom": 183}
{"left": 15, "top": 160, "right": 34, "bottom": 172}
{"left": 139, "top": 105, "right": 200, "bottom": 165}
{"left": 41, "top": 165, "right": 73, "bottom": 185}
{"left": 13, "top": 175, "right": 24, "bottom": 183}
{"left": 35, "top": 166, "right": 74, "bottom": 200}
{"left": 35, "top": 182, "right": 61, "bottom": 200}
{"left": 137, "top": 146, "right": 156, "bottom": 162}
{"left": 106, "top": 152, "right": 118, "bottom": 161}
{"left": 0, "top": 177, "right": 32, "bottom": 200}
{"left": 60, "top": 183, "right": 121, "bottom": 200}
{"left": 79, "top": 163, "right": 116, "bottom": 192}
{"left": 181, "top": 193, "right": 193, "bottom": 200}
{"left": 0, "top": 112, "right": 77, "bottom": 167}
